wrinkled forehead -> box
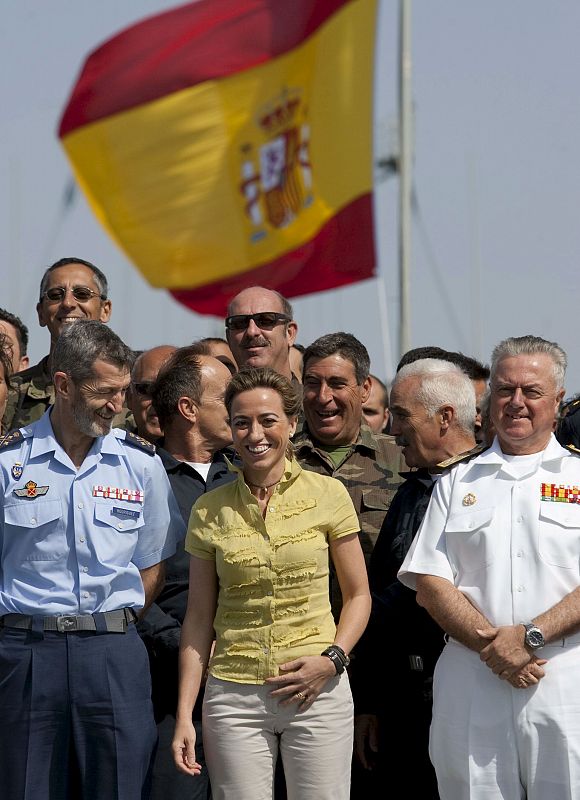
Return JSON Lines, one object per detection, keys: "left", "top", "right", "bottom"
{"left": 493, "top": 353, "right": 558, "bottom": 387}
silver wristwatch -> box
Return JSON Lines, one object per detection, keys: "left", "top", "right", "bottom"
{"left": 523, "top": 622, "right": 545, "bottom": 650}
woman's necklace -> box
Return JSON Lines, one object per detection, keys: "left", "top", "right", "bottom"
{"left": 246, "top": 477, "right": 280, "bottom": 491}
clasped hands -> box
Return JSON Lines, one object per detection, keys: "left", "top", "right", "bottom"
{"left": 477, "top": 624, "right": 547, "bottom": 688}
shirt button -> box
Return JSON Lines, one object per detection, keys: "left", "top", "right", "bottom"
{"left": 267, "top": 591, "right": 272, "bottom": 596}
{"left": 516, "top": 551, "right": 523, "bottom": 558}
{"left": 83, "top": 592, "right": 89, "bottom": 599}
{"left": 30, "top": 518, "right": 36, "bottom": 525}
{"left": 517, "top": 516, "right": 523, "bottom": 523}
{"left": 263, "top": 648, "right": 269, "bottom": 654}
{"left": 78, "top": 502, "right": 84, "bottom": 509}
{"left": 79, "top": 537, "right": 85, "bottom": 543}
{"left": 117, "top": 523, "right": 124, "bottom": 529}
{"left": 269, "top": 507, "right": 275, "bottom": 513}
{"left": 517, "top": 585, "right": 524, "bottom": 592}
{"left": 82, "top": 566, "right": 88, "bottom": 573}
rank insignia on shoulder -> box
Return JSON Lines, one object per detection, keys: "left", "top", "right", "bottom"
{"left": 0, "top": 430, "right": 24, "bottom": 449}
{"left": 436, "top": 443, "right": 489, "bottom": 471}
{"left": 11, "top": 463, "right": 23, "bottom": 480}
{"left": 564, "top": 443, "right": 580, "bottom": 456}
{"left": 124, "top": 431, "right": 156, "bottom": 454}
{"left": 14, "top": 480, "right": 49, "bottom": 499}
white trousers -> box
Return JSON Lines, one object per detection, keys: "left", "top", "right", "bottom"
{"left": 202, "top": 672, "right": 353, "bottom": 800}
{"left": 430, "top": 638, "right": 580, "bottom": 800}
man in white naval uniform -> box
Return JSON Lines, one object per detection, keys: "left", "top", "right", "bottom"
{"left": 399, "top": 335, "right": 580, "bottom": 800}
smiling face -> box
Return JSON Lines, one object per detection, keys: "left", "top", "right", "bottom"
{"left": 65, "top": 358, "right": 131, "bottom": 438}
{"left": 226, "top": 288, "right": 297, "bottom": 377}
{"left": 491, "top": 353, "right": 564, "bottom": 454}
{"left": 302, "top": 354, "right": 371, "bottom": 446}
{"left": 230, "top": 387, "right": 297, "bottom": 484}
{"left": 37, "top": 264, "right": 112, "bottom": 344}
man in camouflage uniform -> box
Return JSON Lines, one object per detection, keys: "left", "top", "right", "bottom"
{"left": 294, "top": 332, "right": 404, "bottom": 617}
{"left": 4, "top": 258, "right": 113, "bottom": 431}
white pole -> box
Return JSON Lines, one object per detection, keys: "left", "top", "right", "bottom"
{"left": 398, "top": 0, "right": 413, "bottom": 358}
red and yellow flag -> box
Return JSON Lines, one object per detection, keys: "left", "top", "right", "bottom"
{"left": 59, "top": 0, "right": 377, "bottom": 315}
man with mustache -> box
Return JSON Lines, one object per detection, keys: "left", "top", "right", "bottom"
{"left": 225, "top": 286, "right": 297, "bottom": 380}
{"left": 0, "top": 320, "right": 184, "bottom": 800}
{"left": 353, "top": 357, "right": 479, "bottom": 798}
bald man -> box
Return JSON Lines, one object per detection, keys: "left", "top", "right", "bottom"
{"left": 127, "top": 345, "right": 177, "bottom": 442}
{"left": 225, "top": 286, "right": 297, "bottom": 379}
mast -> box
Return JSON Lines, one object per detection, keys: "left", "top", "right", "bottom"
{"left": 398, "top": 0, "right": 412, "bottom": 358}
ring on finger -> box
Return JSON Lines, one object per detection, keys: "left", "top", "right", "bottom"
{"left": 295, "top": 691, "right": 305, "bottom": 701}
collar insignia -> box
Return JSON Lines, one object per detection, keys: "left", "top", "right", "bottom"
{"left": 462, "top": 492, "right": 477, "bottom": 507}
{"left": 11, "top": 463, "right": 23, "bottom": 480}
{"left": 14, "top": 480, "right": 49, "bottom": 499}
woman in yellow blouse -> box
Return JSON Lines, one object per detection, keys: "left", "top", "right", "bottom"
{"left": 173, "top": 367, "right": 370, "bottom": 799}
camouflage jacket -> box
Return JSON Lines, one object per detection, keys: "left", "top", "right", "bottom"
{"left": 3, "top": 356, "right": 53, "bottom": 431}
{"left": 3, "top": 354, "right": 134, "bottom": 433}
{"left": 294, "top": 421, "right": 405, "bottom": 617}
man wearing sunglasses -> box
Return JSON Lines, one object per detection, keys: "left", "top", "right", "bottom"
{"left": 127, "top": 345, "right": 177, "bottom": 443}
{"left": 4, "top": 257, "right": 113, "bottom": 431}
{"left": 225, "top": 286, "right": 298, "bottom": 380}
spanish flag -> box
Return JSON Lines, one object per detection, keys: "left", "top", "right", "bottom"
{"left": 59, "top": 0, "right": 377, "bottom": 316}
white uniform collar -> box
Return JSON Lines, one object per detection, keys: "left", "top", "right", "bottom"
{"left": 470, "top": 433, "right": 569, "bottom": 479}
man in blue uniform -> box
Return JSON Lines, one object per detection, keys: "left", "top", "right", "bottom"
{"left": 0, "top": 320, "right": 184, "bottom": 800}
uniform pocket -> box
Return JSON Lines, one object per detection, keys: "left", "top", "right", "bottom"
{"left": 538, "top": 503, "right": 580, "bottom": 569}
{"left": 3, "top": 499, "right": 63, "bottom": 560}
{"left": 444, "top": 506, "right": 496, "bottom": 573}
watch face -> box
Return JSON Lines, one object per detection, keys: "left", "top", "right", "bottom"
{"left": 526, "top": 628, "right": 544, "bottom": 648}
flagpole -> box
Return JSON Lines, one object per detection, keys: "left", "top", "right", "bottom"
{"left": 398, "top": 0, "right": 413, "bottom": 358}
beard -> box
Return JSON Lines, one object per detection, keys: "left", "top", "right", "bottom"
{"left": 71, "top": 396, "right": 112, "bottom": 438}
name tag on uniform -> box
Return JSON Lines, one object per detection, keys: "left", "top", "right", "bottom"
{"left": 541, "top": 483, "right": 580, "bottom": 504}
{"left": 92, "top": 485, "right": 144, "bottom": 502}
{"left": 112, "top": 506, "right": 141, "bottom": 519}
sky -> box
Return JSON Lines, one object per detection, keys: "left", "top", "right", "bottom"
{"left": 1, "top": 2, "right": 580, "bottom": 393}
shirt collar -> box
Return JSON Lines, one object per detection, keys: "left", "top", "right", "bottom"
{"left": 469, "top": 433, "right": 568, "bottom": 476}
{"left": 29, "top": 409, "right": 122, "bottom": 463}
{"left": 296, "top": 420, "right": 378, "bottom": 453}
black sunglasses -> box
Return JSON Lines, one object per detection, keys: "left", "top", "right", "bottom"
{"left": 41, "top": 286, "right": 106, "bottom": 303}
{"left": 131, "top": 382, "right": 154, "bottom": 397}
{"left": 225, "top": 312, "right": 290, "bottom": 331}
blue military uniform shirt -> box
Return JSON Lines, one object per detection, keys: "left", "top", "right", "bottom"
{"left": 0, "top": 411, "right": 184, "bottom": 616}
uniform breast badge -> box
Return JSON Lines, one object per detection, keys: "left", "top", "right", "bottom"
{"left": 14, "top": 480, "right": 49, "bottom": 499}
{"left": 11, "top": 463, "right": 23, "bottom": 480}
{"left": 462, "top": 493, "right": 477, "bottom": 506}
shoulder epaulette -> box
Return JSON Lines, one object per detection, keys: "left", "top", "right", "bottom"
{"left": 122, "top": 430, "right": 156, "bottom": 455}
{"left": 563, "top": 443, "right": 580, "bottom": 456}
{"left": 0, "top": 429, "right": 26, "bottom": 449}
{"left": 436, "top": 443, "right": 489, "bottom": 471}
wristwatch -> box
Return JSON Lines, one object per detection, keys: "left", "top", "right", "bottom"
{"left": 321, "top": 645, "right": 350, "bottom": 675}
{"left": 523, "top": 622, "right": 545, "bottom": 650}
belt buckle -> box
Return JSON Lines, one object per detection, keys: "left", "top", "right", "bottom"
{"left": 56, "top": 615, "right": 78, "bottom": 632}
